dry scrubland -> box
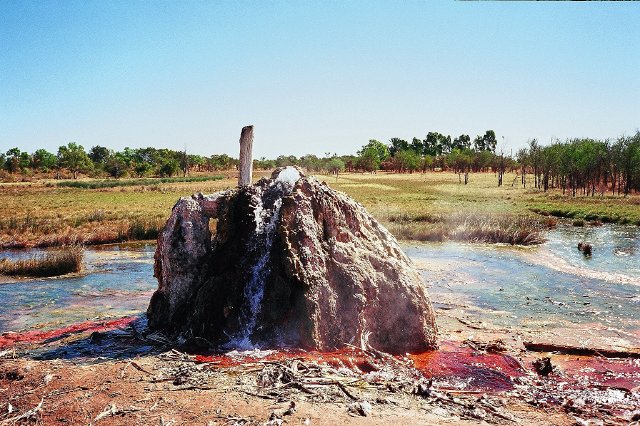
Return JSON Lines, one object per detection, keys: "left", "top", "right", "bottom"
{"left": 0, "top": 171, "right": 639, "bottom": 249}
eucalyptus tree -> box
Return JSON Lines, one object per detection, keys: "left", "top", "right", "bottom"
{"left": 57, "top": 143, "right": 92, "bottom": 179}
{"left": 452, "top": 134, "right": 471, "bottom": 151}
{"left": 388, "top": 138, "right": 409, "bottom": 157}
{"left": 423, "top": 132, "right": 451, "bottom": 156}
{"left": 31, "top": 149, "right": 57, "bottom": 172}
{"left": 473, "top": 130, "right": 497, "bottom": 152}
{"left": 516, "top": 148, "right": 529, "bottom": 187}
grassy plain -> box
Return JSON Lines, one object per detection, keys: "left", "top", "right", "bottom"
{"left": 0, "top": 175, "right": 237, "bottom": 248}
{"left": 320, "top": 171, "right": 640, "bottom": 243}
{"left": 0, "top": 171, "right": 638, "bottom": 248}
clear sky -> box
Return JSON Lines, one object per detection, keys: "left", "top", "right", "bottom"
{"left": 1, "top": 1, "right": 638, "bottom": 158}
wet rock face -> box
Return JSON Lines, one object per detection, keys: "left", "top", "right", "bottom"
{"left": 148, "top": 167, "right": 437, "bottom": 353}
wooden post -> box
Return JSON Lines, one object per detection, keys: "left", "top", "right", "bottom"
{"left": 238, "top": 125, "right": 254, "bottom": 186}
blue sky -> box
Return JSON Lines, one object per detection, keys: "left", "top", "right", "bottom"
{"left": 1, "top": 1, "right": 638, "bottom": 158}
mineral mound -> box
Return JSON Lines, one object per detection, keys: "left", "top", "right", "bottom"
{"left": 148, "top": 167, "right": 437, "bottom": 353}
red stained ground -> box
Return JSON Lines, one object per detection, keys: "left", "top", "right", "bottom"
{"left": 0, "top": 316, "right": 136, "bottom": 349}
{"left": 195, "top": 340, "right": 526, "bottom": 392}
{"left": 551, "top": 354, "right": 640, "bottom": 392}
{"left": 3, "top": 318, "right": 638, "bottom": 394}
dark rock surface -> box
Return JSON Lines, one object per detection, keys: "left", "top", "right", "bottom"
{"left": 148, "top": 167, "right": 437, "bottom": 353}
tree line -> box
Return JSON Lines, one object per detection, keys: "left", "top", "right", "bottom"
{"left": 516, "top": 135, "right": 640, "bottom": 196}
{"left": 1, "top": 144, "right": 238, "bottom": 179}
{"left": 2, "top": 130, "right": 639, "bottom": 195}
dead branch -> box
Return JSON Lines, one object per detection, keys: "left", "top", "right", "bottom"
{"left": 92, "top": 404, "right": 142, "bottom": 423}
{"left": 0, "top": 398, "right": 43, "bottom": 426}
{"left": 523, "top": 341, "right": 640, "bottom": 358}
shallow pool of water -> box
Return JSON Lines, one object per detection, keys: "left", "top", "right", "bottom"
{"left": 0, "top": 244, "right": 156, "bottom": 332}
{"left": 546, "top": 223, "right": 640, "bottom": 279}
{"left": 0, "top": 226, "right": 638, "bottom": 347}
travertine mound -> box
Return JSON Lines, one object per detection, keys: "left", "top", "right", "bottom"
{"left": 148, "top": 167, "right": 437, "bottom": 353}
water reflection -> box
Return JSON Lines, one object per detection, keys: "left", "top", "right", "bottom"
{"left": 0, "top": 244, "right": 156, "bottom": 333}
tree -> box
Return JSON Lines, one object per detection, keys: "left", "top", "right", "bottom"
{"left": 388, "top": 138, "right": 409, "bottom": 157}
{"left": 31, "top": 149, "right": 57, "bottom": 172}
{"left": 447, "top": 148, "right": 474, "bottom": 183}
{"left": 276, "top": 155, "right": 298, "bottom": 167}
{"left": 516, "top": 147, "right": 529, "bottom": 187}
{"left": 209, "top": 154, "right": 235, "bottom": 170}
{"left": 299, "top": 154, "right": 321, "bottom": 172}
{"left": 357, "top": 147, "right": 381, "bottom": 172}
{"left": 474, "top": 130, "right": 497, "bottom": 152}
{"left": 358, "top": 139, "right": 390, "bottom": 163}
{"left": 410, "top": 137, "right": 424, "bottom": 155}
{"left": 158, "top": 159, "right": 179, "bottom": 177}
{"left": 89, "top": 146, "right": 111, "bottom": 166}
{"left": 105, "top": 154, "right": 128, "bottom": 178}
{"left": 423, "top": 132, "right": 452, "bottom": 156}
{"left": 4, "top": 148, "right": 29, "bottom": 173}
{"left": 327, "top": 158, "right": 345, "bottom": 176}
{"left": 57, "top": 143, "right": 92, "bottom": 179}
{"left": 180, "top": 149, "right": 188, "bottom": 177}
{"left": 452, "top": 134, "right": 471, "bottom": 151}
{"left": 134, "top": 161, "right": 152, "bottom": 177}
{"left": 393, "top": 149, "right": 420, "bottom": 173}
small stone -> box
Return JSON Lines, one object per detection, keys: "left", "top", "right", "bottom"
{"left": 532, "top": 357, "right": 553, "bottom": 376}
{"left": 282, "top": 401, "right": 296, "bottom": 416}
{"left": 348, "top": 400, "right": 373, "bottom": 417}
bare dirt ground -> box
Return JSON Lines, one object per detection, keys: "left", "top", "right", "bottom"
{"left": 2, "top": 313, "right": 639, "bottom": 426}
{"left": 0, "top": 351, "right": 571, "bottom": 426}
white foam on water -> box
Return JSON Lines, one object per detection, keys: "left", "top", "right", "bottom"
{"left": 274, "top": 166, "right": 300, "bottom": 187}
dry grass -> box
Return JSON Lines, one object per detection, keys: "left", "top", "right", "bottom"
{"left": 0, "top": 170, "right": 636, "bottom": 248}
{"left": 385, "top": 214, "right": 547, "bottom": 245}
{"left": 0, "top": 173, "right": 247, "bottom": 248}
{"left": 0, "top": 245, "right": 84, "bottom": 277}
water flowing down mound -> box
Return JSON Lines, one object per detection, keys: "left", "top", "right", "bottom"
{"left": 148, "top": 167, "right": 437, "bottom": 353}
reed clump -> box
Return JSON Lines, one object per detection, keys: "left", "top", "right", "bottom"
{"left": 384, "top": 214, "right": 546, "bottom": 246}
{"left": 0, "top": 245, "right": 84, "bottom": 277}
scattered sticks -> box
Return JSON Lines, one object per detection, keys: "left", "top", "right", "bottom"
{"left": 0, "top": 398, "right": 43, "bottom": 426}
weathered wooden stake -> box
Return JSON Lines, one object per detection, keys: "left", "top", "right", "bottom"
{"left": 238, "top": 125, "right": 254, "bottom": 186}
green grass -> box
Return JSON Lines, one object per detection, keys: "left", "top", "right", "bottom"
{"left": 0, "top": 171, "right": 637, "bottom": 248}
{"left": 0, "top": 245, "right": 83, "bottom": 277}
{"left": 528, "top": 196, "right": 640, "bottom": 226}
{"left": 0, "top": 174, "right": 241, "bottom": 248}
{"left": 56, "top": 175, "right": 223, "bottom": 189}
{"left": 315, "top": 172, "right": 638, "bottom": 244}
